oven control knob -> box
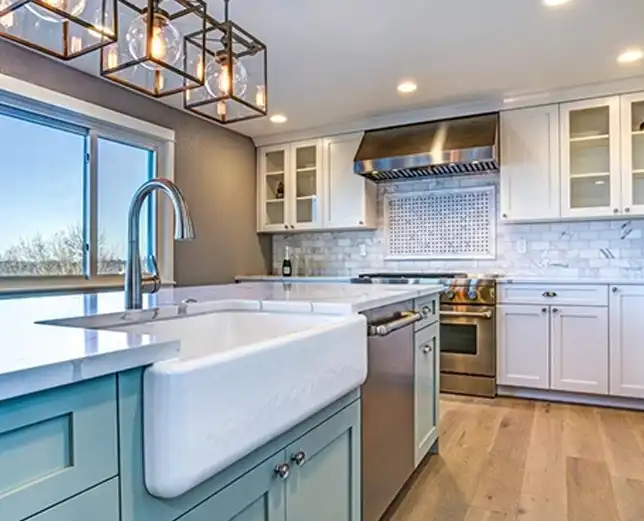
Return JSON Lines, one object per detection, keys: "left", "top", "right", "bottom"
{"left": 467, "top": 289, "right": 477, "bottom": 300}
{"left": 444, "top": 290, "right": 455, "bottom": 299}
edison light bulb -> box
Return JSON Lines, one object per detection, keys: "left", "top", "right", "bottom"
{"left": 256, "top": 85, "right": 266, "bottom": 109}
{"left": 106, "top": 46, "right": 118, "bottom": 69}
{"left": 195, "top": 56, "right": 204, "bottom": 82}
{"left": 126, "top": 11, "right": 181, "bottom": 69}
{"left": 205, "top": 56, "right": 248, "bottom": 98}
{"left": 27, "top": 0, "right": 86, "bottom": 23}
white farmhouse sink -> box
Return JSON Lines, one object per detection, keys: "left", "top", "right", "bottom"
{"left": 111, "top": 310, "right": 367, "bottom": 498}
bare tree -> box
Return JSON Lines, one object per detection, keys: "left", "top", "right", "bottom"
{"left": 0, "top": 224, "right": 123, "bottom": 276}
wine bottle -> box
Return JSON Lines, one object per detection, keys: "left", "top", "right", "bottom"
{"left": 282, "top": 245, "right": 292, "bottom": 277}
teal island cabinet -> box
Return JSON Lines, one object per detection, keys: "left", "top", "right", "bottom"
{"left": 0, "top": 368, "right": 361, "bottom": 521}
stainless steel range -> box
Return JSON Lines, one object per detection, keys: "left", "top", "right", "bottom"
{"left": 354, "top": 273, "right": 497, "bottom": 397}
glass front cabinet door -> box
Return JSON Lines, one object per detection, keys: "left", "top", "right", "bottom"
{"left": 259, "top": 145, "right": 289, "bottom": 232}
{"left": 290, "top": 140, "right": 322, "bottom": 229}
{"left": 621, "top": 92, "right": 644, "bottom": 216}
{"left": 560, "top": 97, "right": 621, "bottom": 218}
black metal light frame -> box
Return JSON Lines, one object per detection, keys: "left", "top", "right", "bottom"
{"left": 0, "top": 0, "right": 117, "bottom": 60}
{"left": 100, "top": 0, "right": 206, "bottom": 98}
{"left": 183, "top": 5, "right": 267, "bottom": 124}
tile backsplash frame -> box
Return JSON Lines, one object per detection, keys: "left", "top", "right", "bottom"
{"left": 272, "top": 174, "right": 644, "bottom": 279}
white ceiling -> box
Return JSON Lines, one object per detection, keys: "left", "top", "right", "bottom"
{"left": 68, "top": 0, "right": 644, "bottom": 139}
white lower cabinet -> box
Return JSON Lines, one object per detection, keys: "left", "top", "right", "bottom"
{"left": 497, "top": 305, "right": 550, "bottom": 389}
{"left": 498, "top": 302, "right": 609, "bottom": 395}
{"left": 550, "top": 306, "right": 608, "bottom": 395}
{"left": 609, "top": 285, "right": 644, "bottom": 398}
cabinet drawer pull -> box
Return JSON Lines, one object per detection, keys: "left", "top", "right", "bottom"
{"left": 421, "top": 305, "right": 433, "bottom": 317}
{"left": 275, "top": 463, "right": 291, "bottom": 479}
{"left": 291, "top": 451, "right": 306, "bottom": 466}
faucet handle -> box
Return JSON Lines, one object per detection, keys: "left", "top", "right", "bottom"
{"left": 145, "top": 254, "right": 161, "bottom": 294}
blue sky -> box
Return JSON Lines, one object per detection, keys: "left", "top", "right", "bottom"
{"left": 0, "top": 111, "right": 152, "bottom": 260}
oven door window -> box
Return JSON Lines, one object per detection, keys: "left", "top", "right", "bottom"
{"left": 441, "top": 322, "right": 478, "bottom": 355}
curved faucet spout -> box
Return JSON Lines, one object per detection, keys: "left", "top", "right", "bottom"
{"left": 125, "top": 178, "right": 195, "bottom": 309}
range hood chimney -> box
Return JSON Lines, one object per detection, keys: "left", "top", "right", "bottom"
{"left": 353, "top": 113, "right": 499, "bottom": 182}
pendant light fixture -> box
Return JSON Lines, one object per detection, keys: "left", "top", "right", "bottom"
{"left": 184, "top": 0, "right": 267, "bottom": 124}
{"left": 100, "top": 0, "right": 206, "bottom": 97}
{"left": 0, "top": 0, "right": 116, "bottom": 59}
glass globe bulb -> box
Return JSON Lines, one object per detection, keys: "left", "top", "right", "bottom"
{"left": 26, "top": 0, "right": 86, "bottom": 23}
{"left": 205, "top": 55, "right": 248, "bottom": 98}
{"left": 126, "top": 11, "right": 182, "bottom": 70}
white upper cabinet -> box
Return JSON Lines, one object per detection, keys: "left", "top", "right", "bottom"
{"left": 323, "top": 133, "right": 377, "bottom": 230}
{"left": 500, "top": 105, "right": 560, "bottom": 222}
{"left": 291, "top": 140, "right": 323, "bottom": 230}
{"left": 609, "top": 285, "right": 644, "bottom": 398}
{"left": 258, "top": 144, "right": 290, "bottom": 232}
{"left": 560, "top": 97, "right": 621, "bottom": 219}
{"left": 550, "top": 305, "right": 609, "bottom": 395}
{"left": 620, "top": 93, "right": 644, "bottom": 216}
{"left": 257, "top": 133, "right": 376, "bottom": 233}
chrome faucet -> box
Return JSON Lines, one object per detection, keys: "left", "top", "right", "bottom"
{"left": 125, "top": 178, "right": 195, "bottom": 309}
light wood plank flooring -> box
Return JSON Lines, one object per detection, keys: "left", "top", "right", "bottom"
{"left": 387, "top": 395, "right": 644, "bottom": 521}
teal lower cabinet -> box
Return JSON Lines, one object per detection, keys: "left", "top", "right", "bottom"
{"left": 285, "top": 400, "right": 361, "bottom": 521}
{"left": 176, "top": 452, "right": 286, "bottom": 521}
{"left": 27, "top": 478, "right": 119, "bottom": 521}
{"left": 0, "top": 375, "right": 118, "bottom": 521}
{"left": 175, "top": 400, "right": 361, "bottom": 521}
{"left": 414, "top": 322, "right": 440, "bottom": 466}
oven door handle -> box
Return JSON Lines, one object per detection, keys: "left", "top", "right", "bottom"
{"left": 440, "top": 310, "right": 493, "bottom": 320}
{"left": 368, "top": 311, "right": 422, "bottom": 337}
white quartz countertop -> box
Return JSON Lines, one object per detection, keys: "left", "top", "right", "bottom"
{"left": 498, "top": 277, "right": 644, "bottom": 285}
{"left": 0, "top": 282, "right": 442, "bottom": 401}
{"left": 235, "top": 275, "right": 353, "bottom": 283}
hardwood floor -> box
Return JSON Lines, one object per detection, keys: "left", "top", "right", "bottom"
{"left": 387, "top": 394, "right": 644, "bottom": 521}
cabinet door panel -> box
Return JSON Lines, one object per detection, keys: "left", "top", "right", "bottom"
{"left": 179, "top": 452, "right": 286, "bottom": 521}
{"left": 258, "top": 145, "right": 290, "bottom": 232}
{"left": 551, "top": 306, "right": 608, "bottom": 394}
{"left": 414, "top": 322, "right": 439, "bottom": 465}
{"left": 291, "top": 140, "right": 323, "bottom": 230}
{"left": 560, "top": 97, "right": 621, "bottom": 219}
{"left": 286, "top": 401, "right": 360, "bottom": 521}
{"left": 609, "top": 286, "right": 644, "bottom": 398}
{"left": 324, "top": 133, "right": 374, "bottom": 229}
{"left": 497, "top": 305, "right": 550, "bottom": 389}
{"left": 620, "top": 92, "right": 644, "bottom": 216}
{"left": 500, "top": 105, "right": 560, "bottom": 221}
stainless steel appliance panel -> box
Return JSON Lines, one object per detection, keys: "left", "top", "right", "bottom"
{"left": 361, "top": 302, "right": 417, "bottom": 521}
{"left": 440, "top": 304, "right": 496, "bottom": 377}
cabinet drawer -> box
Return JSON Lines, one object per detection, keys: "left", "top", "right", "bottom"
{"left": 0, "top": 376, "right": 118, "bottom": 521}
{"left": 415, "top": 294, "right": 439, "bottom": 330}
{"left": 29, "top": 478, "right": 119, "bottom": 521}
{"left": 498, "top": 283, "right": 608, "bottom": 307}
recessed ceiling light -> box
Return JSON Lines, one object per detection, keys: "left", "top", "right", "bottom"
{"left": 543, "top": 0, "right": 571, "bottom": 6}
{"left": 270, "top": 114, "right": 287, "bottom": 124}
{"left": 618, "top": 49, "right": 644, "bottom": 64}
{"left": 397, "top": 81, "right": 417, "bottom": 94}
{"left": 595, "top": 180, "right": 606, "bottom": 185}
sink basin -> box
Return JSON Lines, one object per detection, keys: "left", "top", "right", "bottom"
{"left": 119, "top": 310, "right": 367, "bottom": 498}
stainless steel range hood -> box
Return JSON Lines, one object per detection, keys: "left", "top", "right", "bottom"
{"left": 353, "top": 113, "right": 499, "bottom": 182}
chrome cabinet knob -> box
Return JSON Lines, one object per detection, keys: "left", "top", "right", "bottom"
{"left": 612, "top": 286, "right": 618, "bottom": 293}
{"left": 291, "top": 451, "right": 306, "bottom": 466}
{"left": 614, "top": 208, "right": 619, "bottom": 214}
{"left": 422, "top": 344, "right": 432, "bottom": 354}
{"left": 284, "top": 225, "right": 288, "bottom": 229}
{"left": 553, "top": 308, "right": 559, "bottom": 313}
{"left": 502, "top": 213, "right": 508, "bottom": 218}
{"left": 290, "top": 225, "right": 295, "bottom": 229}
{"left": 358, "top": 220, "right": 364, "bottom": 225}
{"left": 625, "top": 207, "right": 631, "bottom": 213}
{"left": 541, "top": 307, "right": 547, "bottom": 313}
{"left": 421, "top": 305, "right": 432, "bottom": 317}
{"left": 275, "top": 463, "right": 290, "bottom": 479}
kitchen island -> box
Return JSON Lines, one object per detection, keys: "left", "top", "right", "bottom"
{"left": 0, "top": 282, "right": 442, "bottom": 521}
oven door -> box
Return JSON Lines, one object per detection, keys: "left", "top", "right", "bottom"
{"left": 440, "top": 304, "right": 495, "bottom": 377}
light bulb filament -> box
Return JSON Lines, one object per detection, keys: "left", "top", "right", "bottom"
{"left": 218, "top": 64, "right": 230, "bottom": 94}
{"left": 150, "top": 25, "right": 166, "bottom": 60}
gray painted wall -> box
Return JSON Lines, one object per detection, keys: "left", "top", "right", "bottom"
{"left": 0, "top": 41, "right": 271, "bottom": 286}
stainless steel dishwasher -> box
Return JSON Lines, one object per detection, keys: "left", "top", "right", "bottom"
{"left": 361, "top": 300, "right": 421, "bottom": 521}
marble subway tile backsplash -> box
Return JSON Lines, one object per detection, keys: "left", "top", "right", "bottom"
{"left": 272, "top": 174, "right": 644, "bottom": 279}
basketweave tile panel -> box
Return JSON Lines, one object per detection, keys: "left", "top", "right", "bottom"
{"left": 385, "top": 187, "right": 495, "bottom": 260}
{"left": 271, "top": 174, "right": 644, "bottom": 279}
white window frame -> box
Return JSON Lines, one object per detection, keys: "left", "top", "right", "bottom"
{"left": 0, "top": 73, "right": 176, "bottom": 295}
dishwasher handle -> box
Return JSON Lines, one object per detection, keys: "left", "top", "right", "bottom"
{"left": 368, "top": 311, "right": 422, "bottom": 337}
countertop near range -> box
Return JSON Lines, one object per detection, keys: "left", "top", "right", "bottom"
{"left": 498, "top": 276, "right": 644, "bottom": 285}
{"left": 235, "top": 275, "right": 353, "bottom": 283}
{"left": 0, "top": 282, "right": 442, "bottom": 402}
